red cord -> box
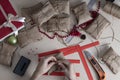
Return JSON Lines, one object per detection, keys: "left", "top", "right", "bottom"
{"left": 70, "top": 26, "right": 81, "bottom": 36}
{"left": 38, "top": 27, "right": 69, "bottom": 39}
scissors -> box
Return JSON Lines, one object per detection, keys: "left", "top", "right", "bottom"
{"left": 84, "top": 51, "right": 106, "bottom": 80}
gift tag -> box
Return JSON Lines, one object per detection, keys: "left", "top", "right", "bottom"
{"left": 65, "top": 36, "right": 74, "bottom": 43}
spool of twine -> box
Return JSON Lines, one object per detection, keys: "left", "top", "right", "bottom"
{"left": 103, "top": 1, "right": 120, "bottom": 19}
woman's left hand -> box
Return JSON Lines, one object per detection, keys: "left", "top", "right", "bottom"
{"left": 30, "top": 56, "right": 57, "bottom": 80}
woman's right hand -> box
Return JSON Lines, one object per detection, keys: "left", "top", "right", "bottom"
{"left": 59, "top": 60, "right": 77, "bottom": 80}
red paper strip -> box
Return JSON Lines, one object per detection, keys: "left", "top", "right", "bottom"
{"left": 38, "top": 58, "right": 80, "bottom": 64}
{"left": 38, "top": 46, "right": 77, "bottom": 57}
{"left": 44, "top": 72, "right": 80, "bottom": 77}
{"left": 38, "top": 50, "right": 60, "bottom": 57}
{"left": 81, "top": 41, "right": 99, "bottom": 50}
{"left": 63, "top": 48, "right": 76, "bottom": 56}
{"left": 68, "top": 59, "right": 80, "bottom": 63}
{"left": 76, "top": 45, "right": 93, "bottom": 80}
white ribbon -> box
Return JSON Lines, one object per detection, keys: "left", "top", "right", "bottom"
{"left": 0, "top": 5, "right": 25, "bottom": 36}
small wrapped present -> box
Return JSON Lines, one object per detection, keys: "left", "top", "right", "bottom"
{"left": 102, "top": 47, "right": 120, "bottom": 74}
{"left": 32, "top": 1, "right": 57, "bottom": 26}
{"left": 49, "top": 0, "right": 70, "bottom": 17}
{"left": 73, "top": 2, "right": 92, "bottom": 25}
{"left": 21, "top": 2, "right": 43, "bottom": 33}
{"left": 41, "top": 15, "right": 74, "bottom": 37}
{"left": 43, "top": 16, "right": 71, "bottom": 32}
{"left": 21, "top": 2, "right": 43, "bottom": 24}
{"left": 85, "top": 14, "right": 110, "bottom": 39}
{"left": 0, "top": 0, "right": 25, "bottom": 41}
{"left": 0, "top": 42, "right": 17, "bottom": 66}
{"left": 103, "top": 1, "right": 120, "bottom": 19}
{"left": 18, "top": 26, "right": 43, "bottom": 48}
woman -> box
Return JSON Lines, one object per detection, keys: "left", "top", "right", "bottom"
{"left": 30, "top": 56, "right": 77, "bottom": 80}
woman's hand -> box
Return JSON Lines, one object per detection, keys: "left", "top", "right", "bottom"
{"left": 59, "top": 60, "right": 77, "bottom": 80}
{"left": 30, "top": 56, "right": 56, "bottom": 80}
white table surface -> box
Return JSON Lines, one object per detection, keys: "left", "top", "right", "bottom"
{"left": 1, "top": 0, "right": 120, "bottom": 80}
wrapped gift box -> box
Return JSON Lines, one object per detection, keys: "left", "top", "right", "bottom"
{"left": 0, "top": 0, "right": 24, "bottom": 41}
